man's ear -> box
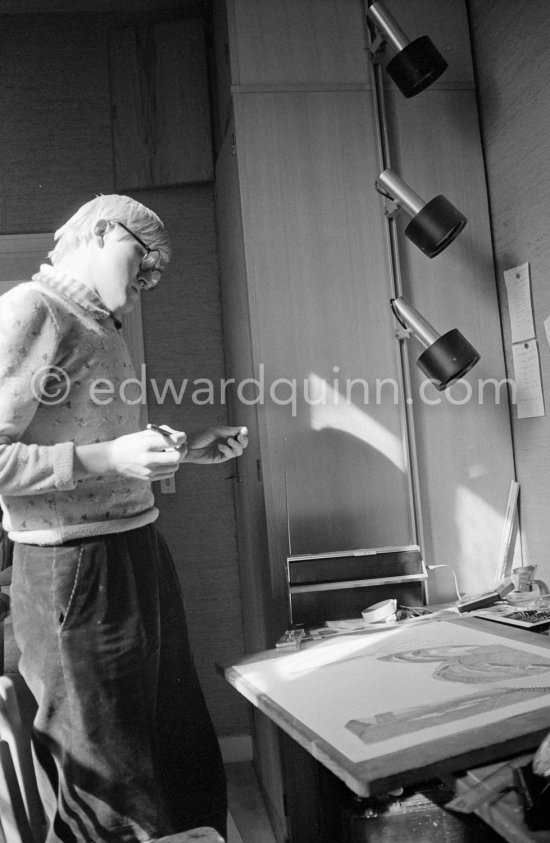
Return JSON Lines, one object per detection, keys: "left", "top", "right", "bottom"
{"left": 93, "top": 219, "right": 110, "bottom": 242}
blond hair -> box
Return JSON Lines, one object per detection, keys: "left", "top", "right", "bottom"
{"left": 49, "top": 194, "right": 171, "bottom": 267}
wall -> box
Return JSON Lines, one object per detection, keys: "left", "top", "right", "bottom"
{"left": 0, "top": 10, "right": 247, "bottom": 736}
{"left": 468, "top": 1, "right": 550, "bottom": 588}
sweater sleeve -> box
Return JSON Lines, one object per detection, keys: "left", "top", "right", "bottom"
{"left": 0, "top": 284, "right": 76, "bottom": 495}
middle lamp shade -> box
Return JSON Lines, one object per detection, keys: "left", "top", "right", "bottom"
{"left": 376, "top": 168, "right": 467, "bottom": 258}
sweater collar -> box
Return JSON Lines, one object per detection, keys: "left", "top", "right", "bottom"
{"left": 32, "top": 264, "right": 120, "bottom": 326}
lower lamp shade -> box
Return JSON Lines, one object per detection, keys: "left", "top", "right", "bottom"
{"left": 405, "top": 195, "right": 467, "bottom": 258}
{"left": 417, "top": 329, "right": 480, "bottom": 390}
{"left": 386, "top": 35, "right": 448, "bottom": 98}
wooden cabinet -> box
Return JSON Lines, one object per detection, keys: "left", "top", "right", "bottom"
{"left": 213, "top": 1, "right": 516, "bottom": 838}
{"left": 109, "top": 18, "right": 213, "bottom": 190}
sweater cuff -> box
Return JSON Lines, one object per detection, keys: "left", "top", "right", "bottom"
{"left": 53, "top": 442, "right": 76, "bottom": 490}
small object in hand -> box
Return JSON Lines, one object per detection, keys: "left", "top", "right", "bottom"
{"left": 146, "top": 423, "right": 186, "bottom": 449}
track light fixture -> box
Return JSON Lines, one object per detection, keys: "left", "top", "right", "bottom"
{"left": 376, "top": 169, "right": 467, "bottom": 258}
{"left": 391, "top": 296, "right": 480, "bottom": 391}
{"left": 367, "top": 0, "right": 448, "bottom": 98}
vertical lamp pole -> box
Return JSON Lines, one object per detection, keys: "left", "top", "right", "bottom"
{"left": 363, "top": 0, "right": 428, "bottom": 595}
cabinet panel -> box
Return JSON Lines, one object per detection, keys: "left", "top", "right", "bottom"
{"left": 215, "top": 120, "right": 276, "bottom": 648}
{"left": 228, "top": 0, "right": 369, "bottom": 87}
{"left": 215, "top": 120, "right": 287, "bottom": 843}
{"left": 211, "top": 0, "right": 234, "bottom": 155}
{"left": 234, "top": 91, "right": 413, "bottom": 570}
{"left": 109, "top": 19, "right": 213, "bottom": 189}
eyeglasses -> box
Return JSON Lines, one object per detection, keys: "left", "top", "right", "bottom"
{"left": 115, "top": 221, "right": 161, "bottom": 289}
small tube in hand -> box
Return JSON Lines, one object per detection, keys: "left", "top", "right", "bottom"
{"left": 146, "top": 423, "right": 186, "bottom": 450}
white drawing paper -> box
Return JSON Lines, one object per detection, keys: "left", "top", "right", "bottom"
{"left": 231, "top": 621, "right": 550, "bottom": 764}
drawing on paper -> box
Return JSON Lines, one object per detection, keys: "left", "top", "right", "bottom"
{"left": 377, "top": 644, "right": 550, "bottom": 683}
{"left": 347, "top": 644, "right": 550, "bottom": 745}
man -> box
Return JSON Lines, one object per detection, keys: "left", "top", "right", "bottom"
{"left": 0, "top": 194, "right": 246, "bottom": 842}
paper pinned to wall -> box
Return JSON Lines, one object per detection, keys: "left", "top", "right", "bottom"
{"left": 504, "top": 263, "right": 536, "bottom": 343}
{"left": 511, "top": 340, "right": 545, "bottom": 418}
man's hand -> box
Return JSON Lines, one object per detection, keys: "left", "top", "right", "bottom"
{"left": 182, "top": 425, "right": 248, "bottom": 465}
{"left": 75, "top": 428, "right": 187, "bottom": 481}
{"left": 107, "top": 428, "right": 187, "bottom": 479}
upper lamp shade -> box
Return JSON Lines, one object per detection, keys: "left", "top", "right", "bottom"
{"left": 367, "top": 0, "right": 448, "bottom": 98}
{"left": 376, "top": 169, "right": 467, "bottom": 258}
{"left": 391, "top": 296, "right": 480, "bottom": 391}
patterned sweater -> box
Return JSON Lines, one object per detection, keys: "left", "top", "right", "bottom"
{"left": 0, "top": 265, "right": 158, "bottom": 544}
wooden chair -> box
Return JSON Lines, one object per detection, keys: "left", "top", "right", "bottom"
{"left": 0, "top": 676, "right": 45, "bottom": 843}
{"left": 0, "top": 676, "right": 226, "bottom": 843}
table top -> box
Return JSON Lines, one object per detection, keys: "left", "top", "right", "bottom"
{"left": 222, "top": 616, "right": 550, "bottom": 797}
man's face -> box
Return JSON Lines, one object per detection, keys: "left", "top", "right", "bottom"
{"left": 92, "top": 222, "right": 158, "bottom": 315}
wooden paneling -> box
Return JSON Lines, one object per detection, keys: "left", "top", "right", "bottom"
{"left": 109, "top": 18, "right": 213, "bottom": 189}
{"left": 234, "top": 90, "right": 414, "bottom": 597}
{"left": 215, "top": 120, "right": 275, "bottom": 650}
{"left": 211, "top": 0, "right": 233, "bottom": 155}
{"left": 227, "top": 0, "right": 369, "bottom": 87}
{"left": 0, "top": 15, "right": 114, "bottom": 233}
{"left": 385, "top": 87, "right": 516, "bottom": 596}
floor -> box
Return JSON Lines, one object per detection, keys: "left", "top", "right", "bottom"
{"left": 226, "top": 762, "right": 278, "bottom": 843}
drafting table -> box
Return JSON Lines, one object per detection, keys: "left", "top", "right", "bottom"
{"left": 222, "top": 617, "right": 550, "bottom": 814}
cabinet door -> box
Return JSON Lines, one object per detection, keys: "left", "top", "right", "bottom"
{"left": 215, "top": 121, "right": 277, "bottom": 649}
{"left": 109, "top": 19, "right": 213, "bottom": 190}
{"left": 234, "top": 91, "right": 414, "bottom": 580}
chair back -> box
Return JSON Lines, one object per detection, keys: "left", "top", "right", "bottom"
{"left": 0, "top": 676, "right": 45, "bottom": 843}
{"left": 0, "top": 676, "right": 226, "bottom": 843}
